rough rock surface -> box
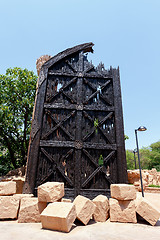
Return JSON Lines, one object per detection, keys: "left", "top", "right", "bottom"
{"left": 0, "top": 196, "right": 20, "bottom": 219}
{"left": 38, "top": 202, "right": 47, "bottom": 214}
{"left": 61, "top": 198, "right": 72, "bottom": 203}
{"left": 18, "top": 197, "right": 44, "bottom": 223}
{"left": 109, "top": 198, "right": 137, "bottom": 223}
{"left": 38, "top": 182, "right": 64, "bottom": 203}
{"left": 36, "top": 55, "right": 52, "bottom": 76}
{"left": 13, "top": 193, "right": 34, "bottom": 200}
{"left": 128, "top": 168, "right": 160, "bottom": 189}
{"left": 73, "top": 195, "right": 96, "bottom": 225}
{"left": 12, "top": 177, "right": 25, "bottom": 194}
{"left": 111, "top": 184, "right": 136, "bottom": 200}
{"left": 136, "top": 197, "right": 160, "bottom": 226}
{"left": 40, "top": 202, "right": 76, "bottom": 232}
{"left": 0, "top": 181, "right": 16, "bottom": 196}
{"left": 92, "top": 195, "right": 109, "bottom": 222}
{"left": 128, "top": 170, "right": 140, "bottom": 184}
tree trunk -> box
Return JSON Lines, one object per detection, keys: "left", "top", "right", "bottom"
{"left": 3, "top": 135, "right": 17, "bottom": 168}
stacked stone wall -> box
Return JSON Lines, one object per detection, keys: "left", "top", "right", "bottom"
{"left": 128, "top": 168, "right": 160, "bottom": 192}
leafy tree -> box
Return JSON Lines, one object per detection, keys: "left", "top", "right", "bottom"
{"left": 126, "top": 141, "right": 160, "bottom": 171}
{"left": 148, "top": 141, "right": 160, "bottom": 171}
{"left": 124, "top": 134, "right": 129, "bottom": 141}
{"left": 0, "top": 67, "right": 37, "bottom": 174}
{"left": 126, "top": 150, "right": 135, "bottom": 170}
{"left": 139, "top": 147, "right": 152, "bottom": 169}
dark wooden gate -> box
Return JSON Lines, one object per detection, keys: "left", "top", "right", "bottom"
{"left": 24, "top": 43, "right": 127, "bottom": 199}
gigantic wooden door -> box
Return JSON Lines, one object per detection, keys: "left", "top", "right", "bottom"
{"left": 24, "top": 43, "right": 127, "bottom": 199}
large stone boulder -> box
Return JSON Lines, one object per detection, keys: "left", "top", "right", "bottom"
{"left": 157, "top": 172, "right": 160, "bottom": 185}
{"left": 0, "top": 196, "right": 20, "bottom": 219}
{"left": 0, "top": 176, "right": 25, "bottom": 194}
{"left": 40, "top": 202, "right": 76, "bottom": 233}
{"left": 111, "top": 184, "right": 136, "bottom": 200}
{"left": 0, "top": 181, "right": 16, "bottom": 196}
{"left": 109, "top": 198, "right": 137, "bottom": 223}
{"left": 73, "top": 195, "right": 95, "bottom": 225}
{"left": 13, "top": 193, "right": 34, "bottom": 200}
{"left": 18, "top": 197, "right": 46, "bottom": 223}
{"left": 38, "top": 182, "right": 64, "bottom": 203}
{"left": 12, "top": 177, "right": 25, "bottom": 194}
{"left": 128, "top": 168, "right": 160, "bottom": 190}
{"left": 136, "top": 197, "right": 160, "bottom": 226}
{"left": 128, "top": 170, "right": 140, "bottom": 184}
{"left": 148, "top": 168, "right": 158, "bottom": 185}
{"left": 92, "top": 195, "right": 109, "bottom": 222}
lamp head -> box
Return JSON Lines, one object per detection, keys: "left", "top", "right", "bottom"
{"left": 137, "top": 126, "right": 147, "bottom": 132}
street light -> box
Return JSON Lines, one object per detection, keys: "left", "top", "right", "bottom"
{"left": 135, "top": 126, "right": 147, "bottom": 197}
{"left": 133, "top": 149, "right": 137, "bottom": 169}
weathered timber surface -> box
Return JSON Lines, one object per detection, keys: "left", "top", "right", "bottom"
{"left": 23, "top": 42, "right": 127, "bottom": 198}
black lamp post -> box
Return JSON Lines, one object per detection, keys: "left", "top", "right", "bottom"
{"left": 135, "top": 126, "right": 147, "bottom": 197}
{"left": 133, "top": 149, "right": 137, "bottom": 169}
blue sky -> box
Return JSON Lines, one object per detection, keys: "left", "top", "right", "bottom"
{"left": 0, "top": 0, "right": 160, "bottom": 150}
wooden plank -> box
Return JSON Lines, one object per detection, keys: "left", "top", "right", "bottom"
{"left": 44, "top": 103, "right": 76, "bottom": 110}
{"left": 24, "top": 42, "right": 127, "bottom": 197}
{"left": 23, "top": 68, "right": 48, "bottom": 194}
{"left": 112, "top": 67, "right": 128, "bottom": 183}
{"left": 44, "top": 103, "right": 115, "bottom": 112}
{"left": 98, "top": 112, "right": 113, "bottom": 125}
{"left": 79, "top": 189, "right": 110, "bottom": 200}
{"left": 82, "top": 166, "right": 102, "bottom": 188}
{"left": 103, "top": 151, "right": 115, "bottom": 164}
{"left": 65, "top": 60, "right": 77, "bottom": 72}
{"left": 47, "top": 77, "right": 77, "bottom": 103}
{"left": 40, "top": 140, "right": 75, "bottom": 148}
{"left": 74, "top": 51, "right": 83, "bottom": 196}
{"left": 84, "top": 105, "right": 114, "bottom": 112}
{"left": 44, "top": 42, "right": 94, "bottom": 70}
{"left": 42, "top": 110, "right": 75, "bottom": 140}
{"left": 41, "top": 148, "right": 73, "bottom": 186}
{"left": 84, "top": 142, "right": 117, "bottom": 150}
{"left": 82, "top": 149, "right": 113, "bottom": 184}
{"left": 48, "top": 71, "right": 112, "bottom": 79}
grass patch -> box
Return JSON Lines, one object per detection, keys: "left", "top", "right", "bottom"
{"left": 148, "top": 184, "right": 160, "bottom": 188}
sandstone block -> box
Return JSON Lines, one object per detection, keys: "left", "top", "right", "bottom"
{"left": 138, "top": 180, "right": 147, "bottom": 192}
{"left": 38, "top": 182, "right": 64, "bottom": 202}
{"left": 73, "top": 195, "right": 96, "bottom": 225}
{"left": 0, "top": 181, "right": 16, "bottom": 196}
{"left": 0, "top": 176, "right": 25, "bottom": 194}
{"left": 127, "top": 170, "right": 140, "bottom": 184}
{"left": 13, "top": 193, "right": 34, "bottom": 200}
{"left": 93, "top": 195, "right": 109, "bottom": 222}
{"left": 40, "top": 202, "right": 76, "bottom": 232}
{"left": 157, "top": 172, "right": 160, "bottom": 185}
{"left": 12, "top": 177, "right": 25, "bottom": 194}
{"left": 38, "top": 201, "right": 47, "bottom": 214}
{"left": 18, "top": 197, "right": 44, "bottom": 223}
{"left": 13, "top": 194, "right": 47, "bottom": 213}
{"left": 0, "top": 196, "right": 20, "bottom": 219}
{"left": 111, "top": 184, "right": 136, "bottom": 200}
{"left": 142, "top": 172, "right": 149, "bottom": 185}
{"left": 61, "top": 198, "right": 72, "bottom": 203}
{"left": 109, "top": 198, "right": 137, "bottom": 223}
{"left": 136, "top": 197, "right": 160, "bottom": 226}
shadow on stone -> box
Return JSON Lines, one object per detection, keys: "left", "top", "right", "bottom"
{"left": 136, "top": 213, "right": 150, "bottom": 225}
{"left": 155, "top": 220, "right": 160, "bottom": 226}
{"left": 74, "top": 218, "right": 95, "bottom": 226}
